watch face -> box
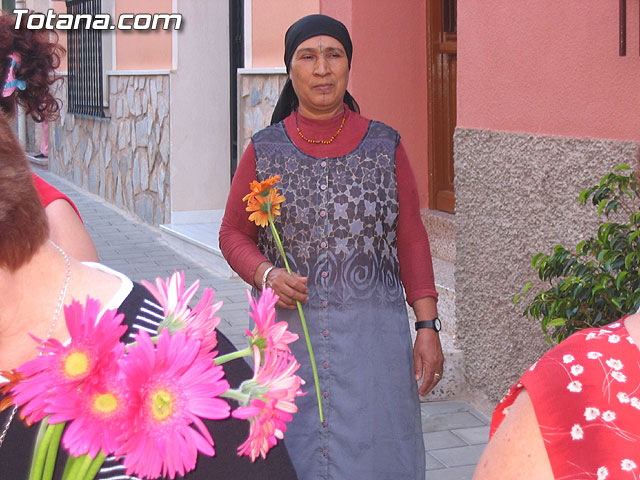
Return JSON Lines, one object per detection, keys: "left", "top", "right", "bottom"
{"left": 434, "top": 318, "right": 442, "bottom": 331}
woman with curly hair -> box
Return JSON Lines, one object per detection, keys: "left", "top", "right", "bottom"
{"left": 0, "top": 11, "right": 98, "bottom": 261}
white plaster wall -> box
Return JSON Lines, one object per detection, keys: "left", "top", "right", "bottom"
{"left": 170, "top": 0, "right": 230, "bottom": 217}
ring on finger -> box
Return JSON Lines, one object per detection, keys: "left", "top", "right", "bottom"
{"left": 433, "top": 372, "right": 442, "bottom": 379}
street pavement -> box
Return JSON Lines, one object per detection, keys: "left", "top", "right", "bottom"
{"left": 34, "top": 166, "right": 490, "bottom": 480}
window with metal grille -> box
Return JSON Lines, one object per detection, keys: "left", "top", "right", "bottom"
{"left": 2, "top": 0, "right": 15, "bottom": 12}
{"left": 65, "top": 0, "right": 105, "bottom": 117}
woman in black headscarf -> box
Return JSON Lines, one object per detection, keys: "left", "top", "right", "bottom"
{"left": 220, "top": 14, "right": 443, "bottom": 479}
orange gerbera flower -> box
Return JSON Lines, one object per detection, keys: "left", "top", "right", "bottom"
{"left": 0, "top": 369, "right": 23, "bottom": 413}
{"left": 242, "top": 175, "right": 282, "bottom": 204}
{"left": 246, "top": 188, "right": 286, "bottom": 228}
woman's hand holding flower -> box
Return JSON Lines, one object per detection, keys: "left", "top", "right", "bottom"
{"left": 259, "top": 265, "right": 309, "bottom": 310}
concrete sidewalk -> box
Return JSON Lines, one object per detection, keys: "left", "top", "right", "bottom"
{"left": 34, "top": 167, "right": 490, "bottom": 480}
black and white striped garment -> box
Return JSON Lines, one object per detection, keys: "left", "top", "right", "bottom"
{"left": 0, "top": 282, "right": 298, "bottom": 479}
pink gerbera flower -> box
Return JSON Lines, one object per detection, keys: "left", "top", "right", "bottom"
{"left": 50, "top": 374, "right": 129, "bottom": 457}
{"left": 12, "top": 298, "right": 126, "bottom": 424}
{"left": 142, "top": 271, "right": 222, "bottom": 352}
{"left": 246, "top": 288, "right": 298, "bottom": 353}
{"left": 116, "top": 328, "right": 231, "bottom": 479}
{"left": 232, "top": 346, "right": 305, "bottom": 461}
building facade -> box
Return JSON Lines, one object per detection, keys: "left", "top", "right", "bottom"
{"left": 18, "top": 0, "right": 639, "bottom": 409}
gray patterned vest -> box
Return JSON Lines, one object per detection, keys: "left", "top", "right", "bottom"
{"left": 253, "top": 120, "right": 404, "bottom": 309}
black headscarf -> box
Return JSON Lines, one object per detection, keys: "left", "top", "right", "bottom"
{"left": 270, "top": 14, "right": 360, "bottom": 125}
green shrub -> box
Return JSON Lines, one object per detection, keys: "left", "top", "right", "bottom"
{"left": 516, "top": 164, "right": 640, "bottom": 345}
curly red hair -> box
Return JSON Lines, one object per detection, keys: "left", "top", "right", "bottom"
{"left": 0, "top": 11, "right": 65, "bottom": 122}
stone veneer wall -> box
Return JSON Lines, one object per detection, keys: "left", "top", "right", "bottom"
{"left": 455, "top": 128, "right": 639, "bottom": 406}
{"left": 50, "top": 74, "right": 170, "bottom": 225}
{"left": 237, "top": 71, "right": 288, "bottom": 160}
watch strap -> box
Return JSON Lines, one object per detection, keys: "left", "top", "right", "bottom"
{"left": 415, "top": 318, "right": 440, "bottom": 332}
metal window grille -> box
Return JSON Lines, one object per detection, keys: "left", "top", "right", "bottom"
{"left": 2, "top": 0, "right": 15, "bottom": 12}
{"left": 65, "top": 0, "right": 105, "bottom": 117}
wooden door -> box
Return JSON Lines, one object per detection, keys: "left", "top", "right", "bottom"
{"left": 428, "top": 0, "right": 456, "bottom": 213}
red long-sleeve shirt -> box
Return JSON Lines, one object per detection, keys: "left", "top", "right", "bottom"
{"left": 219, "top": 107, "right": 438, "bottom": 305}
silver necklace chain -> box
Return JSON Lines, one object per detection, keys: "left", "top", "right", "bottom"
{"left": 0, "top": 240, "right": 71, "bottom": 449}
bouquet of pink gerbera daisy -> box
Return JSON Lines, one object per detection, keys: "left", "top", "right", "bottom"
{"left": 2, "top": 271, "right": 304, "bottom": 480}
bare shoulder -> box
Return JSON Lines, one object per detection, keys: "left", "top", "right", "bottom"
{"left": 46, "top": 199, "right": 99, "bottom": 262}
{"left": 625, "top": 312, "right": 640, "bottom": 343}
{"left": 473, "top": 389, "right": 554, "bottom": 480}
{"left": 69, "top": 260, "right": 125, "bottom": 307}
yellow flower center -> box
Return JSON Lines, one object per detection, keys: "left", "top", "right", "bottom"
{"left": 151, "top": 390, "right": 174, "bottom": 420}
{"left": 93, "top": 392, "right": 118, "bottom": 413}
{"left": 64, "top": 351, "right": 89, "bottom": 377}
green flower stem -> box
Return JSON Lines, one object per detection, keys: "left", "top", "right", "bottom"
{"left": 29, "top": 420, "right": 55, "bottom": 480}
{"left": 61, "top": 454, "right": 77, "bottom": 479}
{"left": 42, "top": 422, "right": 65, "bottom": 480}
{"left": 220, "top": 388, "right": 251, "bottom": 405}
{"left": 74, "top": 453, "right": 97, "bottom": 479}
{"left": 215, "top": 346, "right": 253, "bottom": 365}
{"left": 84, "top": 452, "right": 106, "bottom": 480}
{"left": 268, "top": 211, "right": 324, "bottom": 423}
{"left": 63, "top": 453, "right": 90, "bottom": 480}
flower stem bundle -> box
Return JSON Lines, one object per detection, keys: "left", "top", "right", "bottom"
{"left": 243, "top": 175, "right": 324, "bottom": 423}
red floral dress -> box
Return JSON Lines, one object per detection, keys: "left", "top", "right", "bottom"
{"left": 491, "top": 320, "right": 640, "bottom": 479}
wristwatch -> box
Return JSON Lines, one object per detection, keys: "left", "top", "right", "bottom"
{"left": 414, "top": 317, "right": 441, "bottom": 332}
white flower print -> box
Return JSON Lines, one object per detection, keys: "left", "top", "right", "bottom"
{"left": 586, "top": 332, "right": 598, "bottom": 340}
{"left": 621, "top": 459, "right": 637, "bottom": 471}
{"left": 529, "top": 361, "right": 538, "bottom": 371}
{"left": 601, "top": 411, "right": 616, "bottom": 422}
{"left": 597, "top": 466, "right": 608, "bottom": 479}
{"left": 617, "top": 392, "right": 630, "bottom": 404}
{"left": 571, "top": 364, "right": 584, "bottom": 376}
{"left": 627, "top": 336, "right": 635, "bottom": 344}
{"left": 584, "top": 407, "right": 600, "bottom": 421}
{"left": 608, "top": 334, "right": 621, "bottom": 343}
{"left": 587, "top": 351, "right": 603, "bottom": 359}
{"left": 631, "top": 398, "right": 640, "bottom": 410}
{"left": 571, "top": 424, "right": 584, "bottom": 440}
{"left": 567, "top": 380, "right": 583, "bottom": 392}
{"left": 606, "top": 358, "right": 624, "bottom": 370}
{"left": 609, "top": 322, "right": 621, "bottom": 328}
{"left": 611, "top": 371, "right": 627, "bottom": 383}
{"left": 563, "top": 354, "right": 575, "bottom": 364}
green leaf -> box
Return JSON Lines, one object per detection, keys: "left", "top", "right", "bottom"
{"left": 532, "top": 252, "right": 543, "bottom": 269}
{"left": 547, "top": 318, "right": 566, "bottom": 328}
{"left": 616, "top": 271, "right": 629, "bottom": 290}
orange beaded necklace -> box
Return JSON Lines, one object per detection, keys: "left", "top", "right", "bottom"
{"left": 295, "top": 109, "right": 346, "bottom": 145}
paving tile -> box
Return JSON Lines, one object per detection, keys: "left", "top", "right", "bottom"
{"left": 424, "top": 430, "right": 467, "bottom": 450}
{"left": 422, "top": 411, "right": 486, "bottom": 433}
{"left": 429, "top": 444, "right": 486, "bottom": 468}
{"left": 452, "top": 426, "right": 490, "bottom": 445}
{"left": 421, "top": 400, "right": 476, "bottom": 415}
{"left": 426, "top": 464, "right": 475, "bottom": 480}
{"left": 425, "top": 452, "right": 445, "bottom": 471}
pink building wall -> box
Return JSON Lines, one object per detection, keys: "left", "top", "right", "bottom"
{"left": 458, "top": 1, "right": 640, "bottom": 142}
{"left": 50, "top": 0, "right": 68, "bottom": 71}
{"left": 251, "top": 0, "right": 319, "bottom": 68}
{"left": 335, "top": 0, "right": 430, "bottom": 208}
{"left": 51, "top": 0, "right": 172, "bottom": 71}
{"left": 114, "top": 0, "right": 172, "bottom": 71}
